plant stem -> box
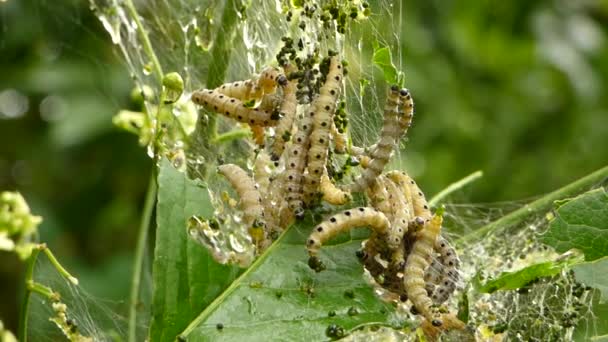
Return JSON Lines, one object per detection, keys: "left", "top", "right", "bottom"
{"left": 213, "top": 128, "right": 251, "bottom": 144}
{"left": 429, "top": 170, "right": 483, "bottom": 207}
{"left": 128, "top": 174, "right": 157, "bottom": 342}
{"left": 41, "top": 245, "right": 78, "bottom": 285}
{"left": 26, "top": 281, "right": 58, "bottom": 301}
{"left": 206, "top": 0, "right": 242, "bottom": 138}
{"left": 18, "top": 248, "right": 41, "bottom": 342}
{"left": 456, "top": 165, "right": 608, "bottom": 247}
{"left": 123, "top": 0, "right": 164, "bottom": 84}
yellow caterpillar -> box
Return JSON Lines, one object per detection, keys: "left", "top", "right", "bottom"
{"left": 191, "top": 90, "right": 279, "bottom": 126}
{"left": 284, "top": 107, "right": 315, "bottom": 219}
{"left": 217, "top": 164, "right": 266, "bottom": 246}
{"left": 215, "top": 66, "right": 287, "bottom": 101}
{"left": 303, "top": 56, "right": 343, "bottom": 204}
{"left": 403, "top": 212, "right": 444, "bottom": 327}
{"left": 306, "top": 207, "right": 390, "bottom": 272}
{"left": 271, "top": 64, "right": 299, "bottom": 160}
{"left": 319, "top": 172, "right": 351, "bottom": 205}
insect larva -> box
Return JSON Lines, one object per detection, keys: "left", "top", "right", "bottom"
{"left": 382, "top": 176, "right": 411, "bottom": 264}
{"left": 345, "top": 86, "right": 401, "bottom": 193}
{"left": 319, "top": 172, "right": 351, "bottom": 205}
{"left": 191, "top": 90, "right": 279, "bottom": 126}
{"left": 430, "top": 236, "right": 460, "bottom": 305}
{"left": 271, "top": 65, "right": 299, "bottom": 160}
{"left": 284, "top": 108, "right": 314, "bottom": 219}
{"left": 385, "top": 171, "right": 415, "bottom": 221}
{"left": 303, "top": 56, "right": 343, "bottom": 204}
{"left": 397, "top": 88, "right": 414, "bottom": 137}
{"left": 217, "top": 164, "right": 266, "bottom": 246}
{"left": 404, "top": 212, "right": 444, "bottom": 327}
{"left": 216, "top": 66, "right": 287, "bottom": 101}
{"left": 306, "top": 207, "right": 390, "bottom": 272}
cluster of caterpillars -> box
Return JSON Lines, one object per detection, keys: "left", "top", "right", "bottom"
{"left": 190, "top": 52, "right": 460, "bottom": 328}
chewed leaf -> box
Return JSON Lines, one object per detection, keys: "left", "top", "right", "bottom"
{"left": 476, "top": 260, "right": 572, "bottom": 294}
{"left": 178, "top": 222, "right": 406, "bottom": 341}
{"left": 541, "top": 188, "right": 608, "bottom": 262}
{"left": 372, "top": 47, "right": 404, "bottom": 87}
{"left": 149, "top": 159, "right": 241, "bottom": 341}
{"left": 573, "top": 257, "right": 608, "bottom": 303}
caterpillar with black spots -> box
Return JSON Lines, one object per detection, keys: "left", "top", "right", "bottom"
{"left": 306, "top": 207, "right": 390, "bottom": 272}
{"left": 271, "top": 64, "right": 299, "bottom": 160}
{"left": 191, "top": 90, "right": 280, "bottom": 126}
{"left": 215, "top": 66, "right": 287, "bottom": 101}
{"left": 303, "top": 56, "right": 344, "bottom": 205}
{"left": 403, "top": 211, "right": 444, "bottom": 327}
{"left": 344, "top": 86, "right": 401, "bottom": 193}
{"left": 283, "top": 107, "right": 314, "bottom": 220}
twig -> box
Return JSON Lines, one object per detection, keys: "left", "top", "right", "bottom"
{"left": 213, "top": 129, "right": 251, "bottom": 144}
{"left": 18, "top": 248, "right": 41, "bottom": 342}
{"left": 428, "top": 170, "right": 483, "bottom": 207}
{"left": 456, "top": 165, "right": 608, "bottom": 247}
{"left": 128, "top": 175, "right": 157, "bottom": 342}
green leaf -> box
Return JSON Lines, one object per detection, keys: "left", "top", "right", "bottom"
{"left": 573, "top": 290, "right": 608, "bottom": 342}
{"left": 372, "top": 47, "right": 402, "bottom": 86}
{"left": 179, "top": 222, "right": 407, "bottom": 341}
{"left": 573, "top": 257, "right": 608, "bottom": 303}
{"left": 541, "top": 188, "right": 608, "bottom": 262}
{"left": 476, "top": 260, "right": 571, "bottom": 294}
{"left": 149, "top": 159, "right": 241, "bottom": 341}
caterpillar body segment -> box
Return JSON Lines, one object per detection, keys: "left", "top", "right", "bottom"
{"left": 191, "top": 89, "right": 279, "bottom": 126}
{"left": 217, "top": 164, "right": 267, "bottom": 246}
{"left": 215, "top": 66, "right": 287, "bottom": 102}
{"left": 431, "top": 237, "right": 460, "bottom": 304}
{"left": 284, "top": 108, "right": 314, "bottom": 219}
{"left": 382, "top": 176, "right": 411, "bottom": 264}
{"left": 271, "top": 65, "right": 299, "bottom": 160}
{"left": 345, "top": 86, "right": 401, "bottom": 193}
{"left": 404, "top": 212, "right": 444, "bottom": 327}
{"left": 320, "top": 172, "right": 351, "bottom": 205}
{"left": 253, "top": 151, "right": 272, "bottom": 202}
{"left": 386, "top": 171, "right": 416, "bottom": 220}
{"left": 397, "top": 88, "right": 414, "bottom": 137}
{"left": 303, "top": 56, "right": 344, "bottom": 204}
{"left": 307, "top": 207, "right": 390, "bottom": 272}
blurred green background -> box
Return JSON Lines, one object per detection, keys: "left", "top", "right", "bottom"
{"left": 1, "top": 0, "right": 607, "bottom": 334}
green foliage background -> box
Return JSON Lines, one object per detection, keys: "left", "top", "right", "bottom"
{"left": 1, "top": 0, "right": 607, "bottom": 335}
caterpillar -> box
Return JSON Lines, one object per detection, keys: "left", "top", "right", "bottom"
{"left": 403, "top": 212, "right": 444, "bottom": 327}
{"left": 387, "top": 171, "right": 430, "bottom": 231}
{"left": 191, "top": 90, "right": 280, "bottom": 126}
{"left": 217, "top": 164, "right": 267, "bottom": 247}
{"left": 306, "top": 207, "right": 390, "bottom": 272}
{"left": 429, "top": 236, "right": 460, "bottom": 305}
{"left": 319, "top": 172, "right": 351, "bottom": 205}
{"left": 215, "top": 66, "right": 287, "bottom": 101}
{"left": 284, "top": 107, "right": 315, "bottom": 219}
{"left": 271, "top": 64, "right": 299, "bottom": 160}
{"left": 302, "top": 56, "right": 343, "bottom": 205}
{"left": 382, "top": 176, "right": 411, "bottom": 264}
{"left": 344, "top": 86, "right": 401, "bottom": 193}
